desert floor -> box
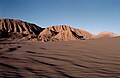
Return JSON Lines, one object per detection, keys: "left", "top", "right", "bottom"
{"left": 0, "top": 37, "right": 120, "bottom": 78}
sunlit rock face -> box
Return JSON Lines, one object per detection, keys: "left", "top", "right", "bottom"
{"left": 2, "top": 18, "right": 119, "bottom": 42}
{"left": 38, "top": 25, "right": 93, "bottom": 42}
{"left": 0, "top": 18, "right": 43, "bottom": 41}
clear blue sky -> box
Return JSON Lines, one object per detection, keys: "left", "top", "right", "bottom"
{"left": 0, "top": 0, "right": 120, "bottom": 34}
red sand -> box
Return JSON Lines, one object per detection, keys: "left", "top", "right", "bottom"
{"left": 0, "top": 37, "right": 120, "bottom": 78}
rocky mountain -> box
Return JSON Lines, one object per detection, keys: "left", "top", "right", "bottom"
{"left": 1, "top": 18, "right": 119, "bottom": 42}
{"left": 38, "top": 25, "right": 93, "bottom": 42}
{"left": 0, "top": 18, "right": 44, "bottom": 41}
{"left": 93, "top": 32, "right": 120, "bottom": 38}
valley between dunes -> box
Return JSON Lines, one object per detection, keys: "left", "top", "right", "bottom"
{"left": 0, "top": 37, "right": 120, "bottom": 78}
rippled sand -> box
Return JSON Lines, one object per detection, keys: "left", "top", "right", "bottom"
{"left": 0, "top": 37, "right": 120, "bottom": 78}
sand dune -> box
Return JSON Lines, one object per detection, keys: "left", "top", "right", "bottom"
{"left": 93, "top": 32, "right": 120, "bottom": 39}
{"left": 0, "top": 37, "right": 120, "bottom": 78}
{"left": 0, "top": 18, "right": 120, "bottom": 77}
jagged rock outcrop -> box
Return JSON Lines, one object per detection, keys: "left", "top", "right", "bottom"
{"left": 0, "top": 19, "right": 94, "bottom": 42}
{"left": 0, "top": 18, "right": 44, "bottom": 41}
{"left": 2, "top": 18, "right": 119, "bottom": 42}
{"left": 93, "top": 32, "right": 120, "bottom": 39}
{"left": 38, "top": 25, "right": 93, "bottom": 42}
{"left": 54, "top": 30, "right": 83, "bottom": 41}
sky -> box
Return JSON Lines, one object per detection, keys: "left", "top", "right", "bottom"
{"left": 0, "top": 0, "right": 120, "bottom": 34}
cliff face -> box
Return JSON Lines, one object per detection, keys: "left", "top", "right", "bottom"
{"left": 38, "top": 25, "right": 93, "bottom": 42}
{"left": 0, "top": 19, "right": 43, "bottom": 41}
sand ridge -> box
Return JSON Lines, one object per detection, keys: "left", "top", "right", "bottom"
{"left": 0, "top": 37, "right": 120, "bottom": 77}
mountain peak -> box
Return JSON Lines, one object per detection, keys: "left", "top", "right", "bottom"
{"left": 38, "top": 25, "right": 93, "bottom": 42}
{"left": 0, "top": 18, "right": 119, "bottom": 42}
{"left": 0, "top": 18, "right": 43, "bottom": 41}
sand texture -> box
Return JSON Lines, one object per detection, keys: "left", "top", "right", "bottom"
{"left": 0, "top": 37, "right": 120, "bottom": 78}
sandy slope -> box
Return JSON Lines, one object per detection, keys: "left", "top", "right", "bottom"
{"left": 93, "top": 32, "right": 120, "bottom": 39}
{"left": 0, "top": 37, "right": 120, "bottom": 78}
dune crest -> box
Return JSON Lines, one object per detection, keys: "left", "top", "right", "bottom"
{"left": 93, "top": 31, "right": 120, "bottom": 38}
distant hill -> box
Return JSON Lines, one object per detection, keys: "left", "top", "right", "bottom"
{"left": 93, "top": 32, "right": 120, "bottom": 39}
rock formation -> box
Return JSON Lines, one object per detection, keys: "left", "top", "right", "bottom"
{"left": 38, "top": 25, "right": 93, "bottom": 42}
{"left": 0, "top": 18, "right": 43, "bottom": 41}
{"left": 1, "top": 18, "right": 119, "bottom": 42}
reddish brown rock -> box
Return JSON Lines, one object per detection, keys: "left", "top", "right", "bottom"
{"left": 0, "top": 18, "right": 43, "bottom": 41}
{"left": 2, "top": 18, "right": 119, "bottom": 42}
{"left": 38, "top": 25, "right": 93, "bottom": 42}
